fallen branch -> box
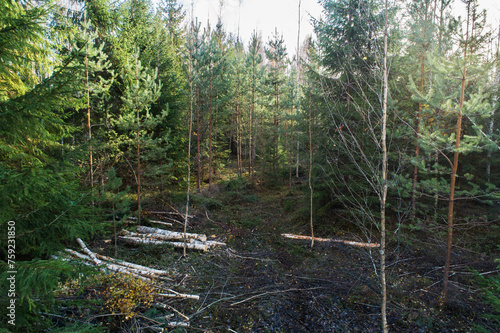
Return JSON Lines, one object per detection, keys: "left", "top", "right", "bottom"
{"left": 153, "top": 216, "right": 185, "bottom": 226}
{"left": 281, "top": 233, "right": 380, "bottom": 248}
{"left": 167, "top": 322, "right": 190, "bottom": 328}
{"left": 128, "top": 216, "right": 173, "bottom": 227}
{"left": 158, "top": 293, "right": 200, "bottom": 300}
{"left": 149, "top": 220, "right": 173, "bottom": 227}
{"left": 153, "top": 303, "right": 190, "bottom": 321}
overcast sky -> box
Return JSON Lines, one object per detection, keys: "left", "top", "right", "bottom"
{"left": 174, "top": 0, "right": 500, "bottom": 55}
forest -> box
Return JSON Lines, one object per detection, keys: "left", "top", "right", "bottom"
{"left": 0, "top": 0, "right": 499, "bottom": 332}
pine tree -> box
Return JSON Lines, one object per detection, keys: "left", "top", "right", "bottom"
{"left": 408, "top": 0, "right": 495, "bottom": 302}
{"left": 73, "top": 18, "right": 114, "bottom": 199}
{"left": 265, "top": 28, "right": 287, "bottom": 175}
{"left": 118, "top": 47, "right": 161, "bottom": 225}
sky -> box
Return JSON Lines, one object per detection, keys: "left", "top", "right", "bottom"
{"left": 173, "top": 0, "right": 500, "bottom": 56}
{"left": 178, "top": 0, "right": 323, "bottom": 54}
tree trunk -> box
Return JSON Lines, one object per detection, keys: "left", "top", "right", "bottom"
{"left": 273, "top": 69, "right": 279, "bottom": 174}
{"left": 85, "top": 50, "right": 93, "bottom": 202}
{"left": 113, "top": 202, "right": 117, "bottom": 257}
{"left": 209, "top": 65, "right": 213, "bottom": 191}
{"left": 260, "top": 113, "right": 264, "bottom": 186}
{"left": 380, "top": 1, "right": 389, "bottom": 331}
{"left": 249, "top": 61, "right": 255, "bottom": 181}
{"left": 308, "top": 92, "right": 314, "bottom": 248}
{"left": 237, "top": 68, "right": 242, "bottom": 175}
{"left": 295, "top": 0, "right": 301, "bottom": 179}
{"left": 135, "top": 49, "right": 142, "bottom": 226}
{"left": 442, "top": 0, "right": 469, "bottom": 303}
{"left": 196, "top": 86, "right": 201, "bottom": 191}
{"left": 289, "top": 105, "right": 294, "bottom": 190}
{"left": 185, "top": 50, "right": 194, "bottom": 257}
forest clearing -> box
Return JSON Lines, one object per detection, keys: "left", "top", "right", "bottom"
{"left": 1, "top": 0, "right": 499, "bottom": 332}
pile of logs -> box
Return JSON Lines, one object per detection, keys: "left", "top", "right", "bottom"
{"left": 62, "top": 238, "right": 199, "bottom": 328}
{"left": 118, "top": 226, "right": 226, "bottom": 252}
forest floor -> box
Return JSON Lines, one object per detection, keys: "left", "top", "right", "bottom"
{"left": 85, "top": 173, "right": 499, "bottom": 332}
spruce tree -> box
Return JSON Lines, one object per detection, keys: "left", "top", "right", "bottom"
{"left": 246, "top": 31, "right": 263, "bottom": 181}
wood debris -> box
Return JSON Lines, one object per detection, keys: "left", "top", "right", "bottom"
{"left": 281, "top": 233, "right": 380, "bottom": 248}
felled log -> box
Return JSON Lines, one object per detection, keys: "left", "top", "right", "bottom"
{"left": 123, "top": 230, "right": 194, "bottom": 243}
{"left": 72, "top": 239, "right": 172, "bottom": 279}
{"left": 137, "top": 226, "right": 207, "bottom": 242}
{"left": 65, "top": 249, "right": 92, "bottom": 261}
{"left": 119, "top": 236, "right": 208, "bottom": 251}
{"left": 281, "top": 233, "right": 380, "bottom": 248}
{"left": 93, "top": 253, "right": 169, "bottom": 276}
{"left": 76, "top": 238, "right": 102, "bottom": 265}
{"left": 65, "top": 249, "right": 153, "bottom": 281}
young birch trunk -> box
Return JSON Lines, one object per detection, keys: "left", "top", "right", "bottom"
{"left": 308, "top": 92, "right": 314, "bottom": 248}
{"left": 289, "top": 105, "right": 294, "bottom": 190}
{"left": 113, "top": 202, "right": 117, "bottom": 257}
{"left": 85, "top": 50, "right": 93, "bottom": 203}
{"left": 380, "top": 0, "right": 389, "bottom": 331}
{"left": 260, "top": 113, "right": 264, "bottom": 186}
{"left": 295, "top": 0, "right": 301, "bottom": 179}
{"left": 237, "top": 68, "right": 242, "bottom": 176}
{"left": 249, "top": 68, "right": 254, "bottom": 181}
{"left": 135, "top": 51, "right": 142, "bottom": 226}
{"left": 185, "top": 45, "right": 194, "bottom": 257}
{"left": 274, "top": 69, "right": 279, "bottom": 175}
{"left": 196, "top": 86, "right": 201, "bottom": 191}
{"left": 443, "top": 1, "right": 469, "bottom": 303}
{"left": 209, "top": 65, "right": 213, "bottom": 191}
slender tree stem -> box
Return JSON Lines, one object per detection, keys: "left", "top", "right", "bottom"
{"left": 443, "top": 0, "right": 469, "bottom": 303}
{"left": 381, "top": 0, "right": 389, "bottom": 331}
